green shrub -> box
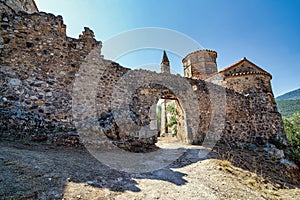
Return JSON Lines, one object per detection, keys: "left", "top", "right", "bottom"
{"left": 167, "top": 115, "right": 177, "bottom": 127}
{"left": 283, "top": 113, "right": 300, "bottom": 150}
{"left": 283, "top": 113, "right": 300, "bottom": 162}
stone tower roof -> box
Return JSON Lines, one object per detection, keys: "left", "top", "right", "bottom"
{"left": 31, "top": 0, "right": 39, "bottom": 12}
{"left": 161, "top": 50, "right": 170, "bottom": 63}
{"left": 161, "top": 50, "right": 170, "bottom": 73}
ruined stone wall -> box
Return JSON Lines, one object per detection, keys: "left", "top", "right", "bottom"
{"left": 4, "top": 0, "right": 38, "bottom": 13}
{"left": 99, "top": 71, "right": 285, "bottom": 147}
{"left": 95, "top": 70, "right": 203, "bottom": 148}
{"left": 0, "top": 1, "right": 286, "bottom": 149}
{"left": 226, "top": 90, "right": 280, "bottom": 145}
{"left": 95, "top": 61, "right": 130, "bottom": 115}
{"left": 0, "top": 2, "right": 100, "bottom": 142}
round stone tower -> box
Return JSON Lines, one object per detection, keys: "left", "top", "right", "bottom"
{"left": 182, "top": 49, "right": 217, "bottom": 79}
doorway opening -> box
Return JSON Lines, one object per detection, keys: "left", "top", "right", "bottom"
{"left": 156, "top": 94, "right": 186, "bottom": 142}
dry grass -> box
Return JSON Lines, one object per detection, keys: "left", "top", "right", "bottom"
{"left": 244, "top": 178, "right": 257, "bottom": 187}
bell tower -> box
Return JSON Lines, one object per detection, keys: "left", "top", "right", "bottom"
{"left": 161, "top": 50, "right": 170, "bottom": 73}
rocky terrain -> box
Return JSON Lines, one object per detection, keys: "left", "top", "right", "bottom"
{"left": 1, "top": 138, "right": 299, "bottom": 200}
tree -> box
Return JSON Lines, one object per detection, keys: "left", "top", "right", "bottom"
{"left": 166, "top": 103, "right": 176, "bottom": 115}
{"left": 283, "top": 113, "right": 300, "bottom": 150}
{"left": 283, "top": 113, "right": 300, "bottom": 163}
{"left": 166, "top": 103, "right": 177, "bottom": 136}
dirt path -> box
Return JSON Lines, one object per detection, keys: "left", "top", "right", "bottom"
{"left": 0, "top": 138, "right": 299, "bottom": 199}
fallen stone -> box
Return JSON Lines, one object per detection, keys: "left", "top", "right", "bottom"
{"left": 9, "top": 78, "right": 22, "bottom": 86}
{"left": 280, "top": 158, "right": 298, "bottom": 170}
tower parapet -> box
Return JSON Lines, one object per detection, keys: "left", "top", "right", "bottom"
{"left": 182, "top": 49, "right": 217, "bottom": 79}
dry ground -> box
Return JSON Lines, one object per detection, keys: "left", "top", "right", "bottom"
{"left": 0, "top": 137, "right": 299, "bottom": 200}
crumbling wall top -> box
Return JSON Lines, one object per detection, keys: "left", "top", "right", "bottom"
{"left": 2, "top": 0, "right": 39, "bottom": 13}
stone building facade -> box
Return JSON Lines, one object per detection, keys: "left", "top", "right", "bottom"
{"left": 0, "top": 0, "right": 286, "bottom": 150}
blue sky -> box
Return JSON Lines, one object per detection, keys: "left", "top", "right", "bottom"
{"left": 34, "top": 0, "right": 300, "bottom": 96}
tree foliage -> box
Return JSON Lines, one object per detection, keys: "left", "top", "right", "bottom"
{"left": 167, "top": 115, "right": 177, "bottom": 127}
{"left": 166, "top": 103, "right": 177, "bottom": 135}
{"left": 283, "top": 113, "right": 300, "bottom": 150}
{"left": 166, "top": 103, "right": 176, "bottom": 115}
{"left": 157, "top": 102, "right": 178, "bottom": 136}
{"left": 283, "top": 113, "right": 300, "bottom": 162}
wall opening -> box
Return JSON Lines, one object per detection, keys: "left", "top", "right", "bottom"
{"left": 156, "top": 94, "right": 186, "bottom": 142}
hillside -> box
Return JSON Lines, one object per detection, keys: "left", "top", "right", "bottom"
{"left": 276, "top": 88, "right": 300, "bottom": 118}
{"left": 277, "top": 99, "right": 300, "bottom": 118}
{"left": 276, "top": 88, "right": 300, "bottom": 101}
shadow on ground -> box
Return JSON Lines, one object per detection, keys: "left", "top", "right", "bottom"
{"left": 0, "top": 138, "right": 299, "bottom": 199}
{"left": 0, "top": 138, "right": 212, "bottom": 199}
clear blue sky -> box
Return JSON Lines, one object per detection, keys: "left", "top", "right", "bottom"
{"left": 35, "top": 0, "right": 300, "bottom": 96}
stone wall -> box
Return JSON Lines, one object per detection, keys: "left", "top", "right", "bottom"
{"left": 0, "top": 2, "right": 100, "bottom": 142}
{"left": 182, "top": 50, "right": 218, "bottom": 79}
{"left": 4, "top": 0, "right": 38, "bottom": 13}
{"left": 0, "top": 1, "right": 286, "bottom": 150}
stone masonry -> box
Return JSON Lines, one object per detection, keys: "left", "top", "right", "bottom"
{"left": 0, "top": 0, "right": 286, "bottom": 151}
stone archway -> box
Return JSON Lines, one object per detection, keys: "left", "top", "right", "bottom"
{"left": 130, "top": 85, "right": 190, "bottom": 145}
{"left": 96, "top": 69, "right": 204, "bottom": 152}
{"left": 156, "top": 94, "right": 187, "bottom": 143}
